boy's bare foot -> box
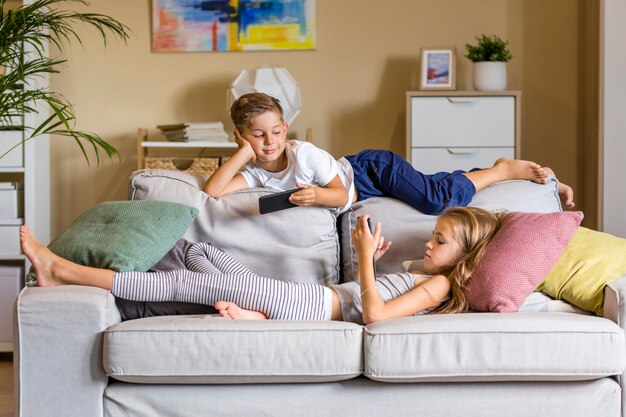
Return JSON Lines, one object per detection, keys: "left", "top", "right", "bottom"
{"left": 558, "top": 183, "right": 575, "bottom": 208}
{"left": 493, "top": 158, "right": 547, "bottom": 184}
{"left": 543, "top": 167, "right": 575, "bottom": 208}
{"left": 214, "top": 301, "right": 268, "bottom": 320}
{"left": 19, "top": 225, "right": 62, "bottom": 287}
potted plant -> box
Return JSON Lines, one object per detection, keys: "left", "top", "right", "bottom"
{"left": 0, "top": 0, "right": 130, "bottom": 163}
{"left": 465, "top": 34, "right": 512, "bottom": 92}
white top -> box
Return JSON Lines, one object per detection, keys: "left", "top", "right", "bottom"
{"left": 240, "top": 140, "right": 355, "bottom": 213}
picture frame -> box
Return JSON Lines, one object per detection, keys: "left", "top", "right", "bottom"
{"left": 151, "top": 0, "right": 316, "bottom": 52}
{"left": 419, "top": 48, "right": 456, "bottom": 90}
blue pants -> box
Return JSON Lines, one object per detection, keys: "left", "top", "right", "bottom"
{"left": 344, "top": 150, "right": 477, "bottom": 215}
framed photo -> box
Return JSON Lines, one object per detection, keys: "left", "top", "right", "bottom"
{"left": 419, "top": 48, "right": 456, "bottom": 90}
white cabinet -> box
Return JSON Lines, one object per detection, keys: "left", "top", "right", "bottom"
{"left": 0, "top": 0, "right": 51, "bottom": 352}
{"left": 406, "top": 91, "right": 521, "bottom": 174}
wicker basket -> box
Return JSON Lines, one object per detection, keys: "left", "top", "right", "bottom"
{"left": 144, "top": 157, "right": 220, "bottom": 176}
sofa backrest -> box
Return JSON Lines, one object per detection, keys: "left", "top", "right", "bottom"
{"left": 340, "top": 179, "right": 563, "bottom": 281}
{"left": 130, "top": 170, "right": 563, "bottom": 285}
{"left": 130, "top": 169, "right": 340, "bottom": 285}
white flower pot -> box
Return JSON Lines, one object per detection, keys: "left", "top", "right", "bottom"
{"left": 473, "top": 61, "right": 507, "bottom": 91}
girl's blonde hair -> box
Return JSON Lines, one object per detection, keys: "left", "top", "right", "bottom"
{"left": 429, "top": 206, "right": 503, "bottom": 314}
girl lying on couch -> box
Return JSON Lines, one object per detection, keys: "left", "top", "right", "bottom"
{"left": 22, "top": 207, "right": 502, "bottom": 324}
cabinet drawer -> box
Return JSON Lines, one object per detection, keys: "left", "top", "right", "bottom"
{"left": 410, "top": 147, "right": 514, "bottom": 174}
{"left": 410, "top": 96, "right": 515, "bottom": 147}
{"left": 0, "top": 266, "right": 22, "bottom": 344}
{"left": 0, "top": 220, "right": 21, "bottom": 254}
{"left": 0, "top": 131, "right": 24, "bottom": 168}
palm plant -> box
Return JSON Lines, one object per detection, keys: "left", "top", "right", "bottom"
{"left": 0, "top": 0, "right": 130, "bottom": 163}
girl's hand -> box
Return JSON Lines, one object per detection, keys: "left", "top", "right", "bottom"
{"left": 233, "top": 128, "right": 256, "bottom": 163}
{"left": 352, "top": 215, "right": 384, "bottom": 259}
{"left": 289, "top": 183, "right": 317, "bottom": 206}
{"left": 373, "top": 234, "right": 392, "bottom": 262}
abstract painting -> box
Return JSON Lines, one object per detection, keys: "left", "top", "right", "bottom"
{"left": 152, "top": 0, "right": 316, "bottom": 52}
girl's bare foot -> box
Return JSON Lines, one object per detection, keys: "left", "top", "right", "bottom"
{"left": 19, "top": 225, "right": 63, "bottom": 287}
{"left": 493, "top": 158, "right": 547, "bottom": 184}
{"left": 214, "top": 301, "right": 267, "bottom": 320}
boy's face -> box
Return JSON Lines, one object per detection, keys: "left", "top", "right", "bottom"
{"left": 423, "top": 218, "right": 462, "bottom": 275}
{"left": 241, "top": 110, "right": 288, "bottom": 170}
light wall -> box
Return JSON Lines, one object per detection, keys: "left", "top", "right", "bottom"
{"left": 602, "top": 0, "right": 626, "bottom": 237}
{"left": 49, "top": 0, "right": 580, "bottom": 237}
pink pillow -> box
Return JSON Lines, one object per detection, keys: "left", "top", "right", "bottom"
{"left": 465, "top": 211, "right": 584, "bottom": 312}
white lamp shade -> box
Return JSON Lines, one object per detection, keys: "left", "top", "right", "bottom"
{"left": 228, "top": 67, "right": 302, "bottom": 125}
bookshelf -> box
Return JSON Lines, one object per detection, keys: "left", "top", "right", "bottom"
{"left": 136, "top": 128, "right": 237, "bottom": 174}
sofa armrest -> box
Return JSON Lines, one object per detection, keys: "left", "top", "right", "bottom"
{"left": 604, "top": 274, "right": 626, "bottom": 417}
{"left": 604, "top": 275, "right": 626, "bottom": 325}
{"left": 15, "top": 286, "right": 121, "bottom": 417}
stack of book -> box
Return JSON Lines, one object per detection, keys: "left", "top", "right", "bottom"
{"left": 157, "top": 122, "right": 229, "bottom": 142}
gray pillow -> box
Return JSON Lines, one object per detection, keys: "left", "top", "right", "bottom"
{"left": 340, "top": 179, "right": 562, "bottom": 282}
{"left": 130, "top": 169, "right": 341, "bottom": 285}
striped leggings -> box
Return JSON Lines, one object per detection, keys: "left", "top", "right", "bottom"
{"left": 112, "top": 242, "right": 330, "bottom": 320}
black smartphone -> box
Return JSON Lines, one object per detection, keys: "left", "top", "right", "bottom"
{"left": 359, "top": 216, "right": 377, "bottom": 276}
{"left": 258, "top": 188, "right": 304, "bottom": 215}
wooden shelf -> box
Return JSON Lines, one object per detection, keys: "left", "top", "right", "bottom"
{"left": 136, "top": 128, "right": 237, "bottom": 173}
{"left": 141, "top": 141, "right": 237, "bottom": 148}
{"left": 0, "top": 254, "right": 25, "bottom": 261}
{"left": 0, "top": 167, "right": 25, "bottom": 173}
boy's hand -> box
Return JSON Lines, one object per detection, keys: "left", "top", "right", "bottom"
{"left": 233, "top": 128, "right": 256, "bottom": 163}
{"left": 289, "top": 183, "right": 317, "bottom": 206}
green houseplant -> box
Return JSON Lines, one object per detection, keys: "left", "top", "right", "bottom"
{"left": 465, "top": 34, "right": 512, "bottom": 91}
{"left": 0, "top": 0, "right": 130, "bottom": 163}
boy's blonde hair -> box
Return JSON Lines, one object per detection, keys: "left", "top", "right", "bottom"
{"left": 430, "top": 206, "right": 503, "bottom": 314}
{"left": 230, "top": 92, "right": 284, "bottom": 131}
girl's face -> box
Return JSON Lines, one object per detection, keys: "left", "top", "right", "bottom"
{"left": 423, "top": 217, "right": 462, "bottom": 275}
{"left": 242, "top": 110, "right": 288, "bottom": 171}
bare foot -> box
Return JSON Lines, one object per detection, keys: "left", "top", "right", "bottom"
{"left": 19, "top": 225, "right": 62, "bottom": 287}
{"left": 214, "top": 301, "right": 267, "bottom": 320}
{"left": 543, "top": 167, "right": 575, "bottom": 208}
{"left": 493, "top": 158, "right": 547, "bottom": 184}
{"left": 558, "top": 183, "right": 575, "bottom": 208}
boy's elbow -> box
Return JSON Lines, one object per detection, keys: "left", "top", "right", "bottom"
{"left": 203, "top": 184, "right": 223, "bottom": 199}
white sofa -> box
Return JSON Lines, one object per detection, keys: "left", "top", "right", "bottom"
{"left": 14, "top": 170, "right": 626, "bottom": 417}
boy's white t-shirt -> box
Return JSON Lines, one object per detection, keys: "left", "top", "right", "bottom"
{"left": 240, "top": 140, "right": 355, "bottom": 213}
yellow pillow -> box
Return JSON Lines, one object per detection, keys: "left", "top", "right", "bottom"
{"left": 536, "top": 227, "right": 626, "bottom": 315}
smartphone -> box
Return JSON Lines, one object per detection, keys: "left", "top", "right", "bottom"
{"left": 359, "top": 216, "right": 374, "bottom": 233}
{"left": 358, "top": 216, "right": 377, "bottom": 276}
{"left": 258, "top": 188, "right": 304, "bottom": 215}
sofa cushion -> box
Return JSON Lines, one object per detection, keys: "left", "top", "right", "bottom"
{"left": 130, "top": 169, "right": 340, "bottom": 285}
{"left": 465, "top": 210, "right": 583, "bottom": 312}
{"left": 537, "top": 227, "right": 626, "bottom": 316}
{"left": 29, "top": 200, "right": 198, "bottom": 283}
{"left": 341, "top": 179, "right": 562, "bottom": 281}
{"left": 363, "top": 312, "right": 624, "bottom": 382}
{"left": 103, "top": 315, "right": 363, "bottom": 384}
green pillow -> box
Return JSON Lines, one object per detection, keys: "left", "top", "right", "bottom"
{"left": 29, "top": 201, "right": 198, "bottom": 282}
{"left": 536, "top": 227, "right": 626, "bottom": 315}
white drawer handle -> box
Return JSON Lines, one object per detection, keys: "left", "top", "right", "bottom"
{"left": 447, "top": 97, "right": 476, "bottom": 104}
{"left": 447, "top": 148, "right": 478, "bottom": 155}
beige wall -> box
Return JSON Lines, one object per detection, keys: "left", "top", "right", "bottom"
{"left": 49, "top": 0, "right": 580, "bottom": 237}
